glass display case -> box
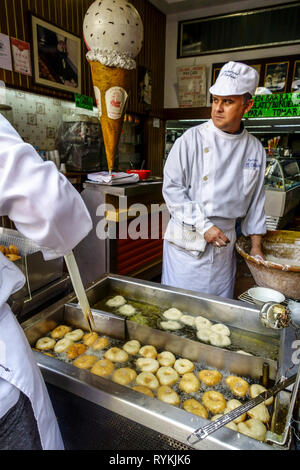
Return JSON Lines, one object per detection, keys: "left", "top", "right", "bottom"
{"left": 265, "top": 157, "right": 300, "bottom": 191}
{"left": 264, "top": 157, "right": 300, "bottom": 229}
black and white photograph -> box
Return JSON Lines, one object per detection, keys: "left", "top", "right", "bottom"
{"left": 264, "top": 62, "right": 289, "bottom": 93}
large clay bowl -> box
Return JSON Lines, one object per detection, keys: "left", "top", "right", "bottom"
{"left": 236, "top": 231, "right": 300, "bottom": 300}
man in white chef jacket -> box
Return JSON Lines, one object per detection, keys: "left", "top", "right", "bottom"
{"left": 0, "top": 113, "right": 93, "bottom": 449}
{"left": 162, "top": 62, "right": 266, "bottom": 299}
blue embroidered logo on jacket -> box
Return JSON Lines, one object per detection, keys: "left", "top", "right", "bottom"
{"left": 244, "top": 158, "right": 261, "bottom": 169}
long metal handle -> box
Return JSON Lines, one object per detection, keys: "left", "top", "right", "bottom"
{"left": 64, "top": 251, "right": 95, "bottom": 331}
{"left": 187, "top": 373, "right": 297, "bottom": 446}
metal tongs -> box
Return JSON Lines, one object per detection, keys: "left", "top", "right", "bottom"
{"left": 64, "top": 251, "right": 95, "bottom": 331}
{"left": 187, "top": 373, "right": 298, "bottom": 446}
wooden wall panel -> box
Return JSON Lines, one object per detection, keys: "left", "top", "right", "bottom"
{"left": 0, "top": 0, "right": 166, "bottom": 173}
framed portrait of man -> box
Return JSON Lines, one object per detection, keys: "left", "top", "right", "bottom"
{"left": 31, "top": 15, "right": 82, "bottom": 94}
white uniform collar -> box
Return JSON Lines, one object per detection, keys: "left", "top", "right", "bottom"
{"left": 208, "top": 119, "right": 246, "bottom": 139}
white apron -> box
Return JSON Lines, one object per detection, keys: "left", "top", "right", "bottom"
{"left": 162, "top": 217, "right": 236, "bottom": 298}
{"left": 0, "top": 255, "right": 64, "bottom": 449}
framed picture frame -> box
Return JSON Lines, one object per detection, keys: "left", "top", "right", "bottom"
{"left": 177, "top": 3, "right": 300, "bottom": 59}
{"left": 292, "top": 60, "right": 300, "bottom": 92}
{"left": 264, "top": 61, "right": 289, "bottom": 94}
{"left": 30, "top": 14, "right": 82, "bottom": 94}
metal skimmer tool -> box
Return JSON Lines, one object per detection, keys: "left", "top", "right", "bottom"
{"left": 187, "top": 373, "right": 297, "bottom": 445}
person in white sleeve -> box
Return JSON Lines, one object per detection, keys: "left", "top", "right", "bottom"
{"left": 162, "top": 61, "right": 266, "bottom": 299}
{"left": 0, "top": 113, "right": 93, "bottom": 450}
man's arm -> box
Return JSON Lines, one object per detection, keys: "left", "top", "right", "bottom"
{"left": 163, "top": 132, "right": 213, "bottom": 234}
{"left": 0, "top": 115, "right": 92, "bottom": 260}
{"left": 249, "top": 234, "right": 265, "bottom": 260}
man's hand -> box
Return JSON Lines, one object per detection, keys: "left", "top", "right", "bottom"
{"left": 250, "top": 234, "right": 265, "bottom": 260}
{"left": 204, "top": 225, "right": 230, "bottom": 247}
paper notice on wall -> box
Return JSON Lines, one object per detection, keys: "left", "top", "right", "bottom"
{"left": 0, "top": 33, "right": 12, "bottom": 71}
{"left": 11, "top": 38, "right": 32, "bottom": 76}
{"left": 177, "top": 65, "right": 206, "bottom": 108}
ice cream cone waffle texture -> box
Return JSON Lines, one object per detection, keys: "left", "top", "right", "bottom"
{"left": 83, "top": 0, "right": 143, "bottom": 172}
{"left": 89, "top": 61, "right": 131, "bottom": 172}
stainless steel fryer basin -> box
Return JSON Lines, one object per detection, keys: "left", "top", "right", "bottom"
{"left": 22, "top": 274, "right": 298, "bottom": 450}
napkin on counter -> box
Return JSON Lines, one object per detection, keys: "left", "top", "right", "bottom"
{"left": 87, "top": 171, "right": 139, "bottom": 185}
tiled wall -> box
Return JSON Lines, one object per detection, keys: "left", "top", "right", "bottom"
{"left": 2, "top": 87, "right": 98, "bottom": 151}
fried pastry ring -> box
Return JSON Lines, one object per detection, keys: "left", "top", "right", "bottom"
{"left": 225, "top": 375, "right": 249, "bottom": 397}
{"left": 157, "top": 385, "right": 180, "bottom": 406}
{"left": 183, "top": 398, "right": 208, "bottom": 419}
{"left": 198, "top": 369, "right": 222, "bottom": 387}
{"left": 202, "top": 391, "right": 226, "bottom": 414}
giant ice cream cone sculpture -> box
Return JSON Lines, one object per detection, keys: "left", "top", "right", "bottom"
{"left": 83, "top": 0, "right": 144, "bottom": 173}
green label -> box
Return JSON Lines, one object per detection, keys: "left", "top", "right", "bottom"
{"left": 74, "top": 93, "right": 94, "bottom": 111}
{"left": 246, "top": 93, "right": 300, "bottom": 118}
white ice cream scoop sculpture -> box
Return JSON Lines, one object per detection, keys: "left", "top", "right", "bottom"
{"left": 83, "top": 0, "right": 143, "bottom": 68}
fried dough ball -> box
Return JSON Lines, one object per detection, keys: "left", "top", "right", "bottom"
{"left": 92, "top": 337, "right": 110, "bottom": 350}
{"left": 132, "top": 385, "right": 154, "bottom": 398}
{"left": 139, "top": 345, "right": 157, "bottom": 359}
{"left": 198, "top": 369, "right": 222, "bottom": 387}
{"left": 106, "top": 295, "right": 126, "bottom": 308}
{"left": 226, "top": 376, "right": 249, "bottom": 397}
{"left": 224, "top": 399, "right": 246, "bottom": 424}
{"left": 35, "top": 337, "right": 56, "bottom": 351}
{"left": 54, "top": 338, "right": 73, "bottom": 353}
{"left": 118, "top": 304, "right": 136, "bottom": 316}
{"left": 83, "top": 331, "right": 98, "bottom": 346}
{"left": 202, "top": 391, "right": 226, "bottom": 414}
{"left": 105, "top": 347, "right": 129, "bottom": 363}
{"left": 211, "top": 414, "right": 238, "bottom": 431}
{"left": 237, "top": 419, "right": 267, "bottom": 442}
{"left": 73, "top": 354, "right": 98, "bottom": 369}
{"left": 65, "top": 329, "right": 84, "bottom": 342}
{"left": 157, "top": 351, "right": 176, "bottom": 367}
{"left": 136, "top": 358, "right": 159, "bottom": 374}
{"left": 183, "top": 398, "right": 208, "bottom": 419}
{"left": 113, "top": 367, "right": 137, "bottom": 385}
{"left": 122, "top": 340, "right": 141, "bottom": 355}
{"left": 156, "top": 367, "right": 179, "bottom": 386}
{"left": 162, "top": 308, "right": 183, "bottom": 321}
{"left": 196, "top": 327, "right": 212, "bottom": 343}
{"left": 210, "top": 323, "right": 231, "bottom": 336}
{"left": 51, "top": 325, "right": 71, "bottom": 339}
{"left": 247, "top": 403, "right": 270, "bottom": 423}
{"left": 157, "top": 386, "right": 180, "bottom": 406}
{"left": 66, "top": 343, "right": 87, "bottom": 360}
{"left": 0, "top": 245, "right": 8, "bottom": 255}
{"left": 180, "top": 315, "right": 196, "bottom": 328}
{"left": 174, "top": 358, "right": 194, "bottom": 375}
{"left": 136, "top": 372, "right": 159, "bottom": 390}
{"left": 249, "top": 384, "right": 274, "bottom": 406}
{"left": 160, "top": 320, "right": 182, "bottom": 331}
{"left": 195, "top": 316, "right": 212, "bottom": 330}
{"left": 9, "top": 244, "right": 20, "bottom": 255}
{"left": 91, "top": 359, "right": 114, "bottom": 377}
{"left": 179, "top": 373, "right": 200, "bottom": 394}
{"left": 6, "top": 254, "right": 21, "bottom": 261}
{"left": 209, "top": 332, "right": 231, "bottom": 348}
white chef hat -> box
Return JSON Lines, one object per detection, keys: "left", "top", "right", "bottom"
{"left": 209, "top": 61, "right": 259, "bottom": 96}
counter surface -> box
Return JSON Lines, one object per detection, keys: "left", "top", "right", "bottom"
{"left": 83, "top": 179, "right": 163, "bottom": 197}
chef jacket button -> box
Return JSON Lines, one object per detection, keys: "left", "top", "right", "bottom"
{"left": 204, "top": 147, "right": 209, "bottom": 153}
{"left": 203, "top": 176, "right": 208, "bottom": 181}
